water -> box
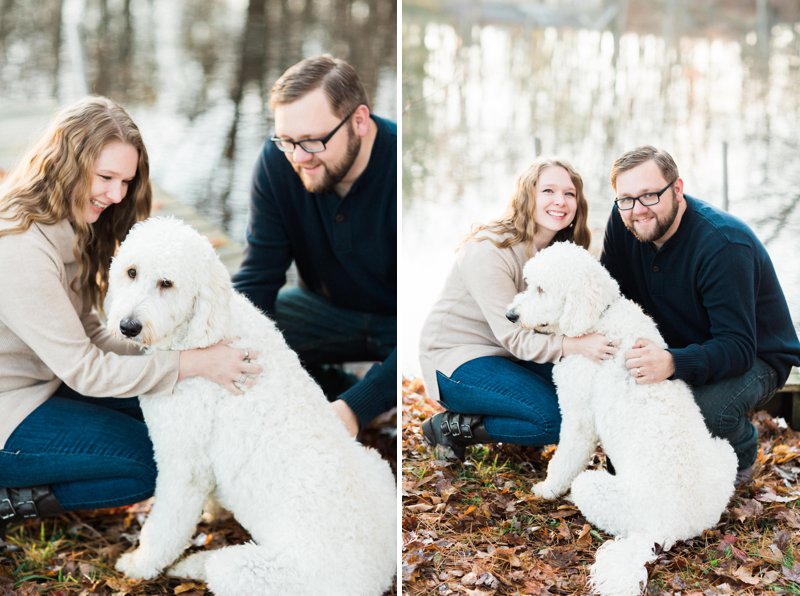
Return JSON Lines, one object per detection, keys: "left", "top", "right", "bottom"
{"left": 0, "top": 0, "right": 397, "bottom": 243}
{"left": 402, "top": 0, "right": 800, "bottom": 374}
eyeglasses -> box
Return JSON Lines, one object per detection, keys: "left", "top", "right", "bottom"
{"left": 270, "top": 108, "right": 357, "bottom": 154}
{"left": 614, "top": 179, "right": 677, "bottom": 211}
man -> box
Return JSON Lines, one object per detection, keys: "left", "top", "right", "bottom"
{"left": 601, "top": 145, "right": 800, "bottom": 484}
{"left": 233, "top": 55, "right": 396, "bottom": 437}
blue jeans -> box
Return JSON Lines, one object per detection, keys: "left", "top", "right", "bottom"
{"left": 273, "top": 287, "right": 396, "bottom": 428}
{"left": 693, "top": 358, "right": 778, "bottom": 470}
{"left": 0, "top": 385, "right": 156, "bottom": 511}
{"left": 436, "top": 356, "right": 561, "bottom": 445}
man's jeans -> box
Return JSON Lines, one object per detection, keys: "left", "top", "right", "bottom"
{"left": 0, "top": 385, "right": 156, "bottom": 511}
{"left": 273, "top": 287, "right": 396, "bottom": 427}
{"left": 436, "top": 356, "right": 561, "bottom": 446}
{"left": 693, "top": 358, "right": 778, "bottom": 470}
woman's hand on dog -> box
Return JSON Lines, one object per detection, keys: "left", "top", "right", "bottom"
{"left": 179, "top": 340, "right": 263, "bottom": 394}
{"left": 562, "top": 333, "right": 619, "bottom": 363}
{"left": 625, "top": 338, "right": 675, "bottom": 384}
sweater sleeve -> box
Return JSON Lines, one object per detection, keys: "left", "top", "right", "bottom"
{"left": 0, "top": 238, "right": 179, "bottom": 397}
{"left": 458, "top": 240, "right": 563, "bottom": 363}
{"left": 232, "top": 143, "right": 292, "bottom": 315}
{"left": 668, "top": 242, "right": 757, "bottom": 385}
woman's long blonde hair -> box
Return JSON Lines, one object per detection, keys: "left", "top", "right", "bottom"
{"left": 0, "top": 96, "right": 152, "bottom": 311}
{"left": 466, "top": 157, "right": 591, "bottom": 255}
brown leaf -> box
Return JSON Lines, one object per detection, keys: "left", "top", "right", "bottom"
{"left": 783, "top": 563, "right": 800, "bottom": 583}
{"left": 575, "top": 523, "right": 593, "bottom": 547}
{"left": 755, "top": 487, "right": 795, "bottom": 502}
{"left": 731, "top": 499, "right": 763, "bottom": 522}
{"left": 756, "top": 544, "right": 784, "bottom": 564}
{"left": 771, "top": 443, "right": 800, "bottom": 463}
{"left": 774, "top": 530, "right": 792, "bottom": 552}
{"left": 557, "top": 520, "right": 571, "bottom": 541}
{"left": 406, "top": 503, "right": 435, "bottom": 513}
{"left": 716, "top": 533, "right": 737, "bottom": 551}
{"left": 173, "top": 583, "right": 207, "bottom": 594}
{"left": 729, "top": 565, "right": 761, "bottom": 585}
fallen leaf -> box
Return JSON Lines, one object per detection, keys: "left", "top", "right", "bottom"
{"left": 731, "top": 499, "right": 763, "bottom": 522}
{"left": 575, "top": 523, "right": 592, "bottom": 547}
{"left": 174, "top": 583, "right": 207, "bottom": 594}
{"left": 406, "top": 503, "right": 435, "bottom": 513}
{"left": 729, "top": 565, "right": 760, "bottom": 585}
{"left": 783, "top": 563, "right": 800, "bottom": 583}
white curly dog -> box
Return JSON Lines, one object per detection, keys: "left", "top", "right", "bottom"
{"left": 105, "top": 217, "right": 396, "bottom": 596}
{"left": 506, "top": 242, "right": 736, "bottom": 596}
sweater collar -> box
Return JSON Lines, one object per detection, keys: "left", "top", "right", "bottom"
{"left": 344, "top": 114, "right": 393, "bottom": 197}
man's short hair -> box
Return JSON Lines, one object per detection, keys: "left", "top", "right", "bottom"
{"left": 269, "top": 55, "right": 370, "bottom": 117}
{"left": 610, "top": 146, "right": 680, "bottom": 190}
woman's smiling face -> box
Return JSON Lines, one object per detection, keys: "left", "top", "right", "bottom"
{"left": 82, "top": 141, "right": 138, "bottom": 224}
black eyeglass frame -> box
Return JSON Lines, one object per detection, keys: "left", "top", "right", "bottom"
{"left": 270, "top": 108, "right": 358, "bottom": 154}
{"left": 614, "top": 179, "right": 677, "bottom": 211}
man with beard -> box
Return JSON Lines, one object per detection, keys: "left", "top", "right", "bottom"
{"left": 233, "top": 55, "right": 396, "bottom": 437}
{"left": 600, "top": 145, "right": 800, "bottom": 485}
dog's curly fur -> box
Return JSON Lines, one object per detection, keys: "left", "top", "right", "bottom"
{"left": 105, "top": 217, "right": 396, "bottom": 596}
{"left": 506, "top": 242, "right": 736, "bottom": 596}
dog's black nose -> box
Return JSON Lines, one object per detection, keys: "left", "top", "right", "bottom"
{"left": 120, "top": 318, "right": 143, "bottom": 338}
{"left": 506, "top": 311, "right": 519, "bottom": 323}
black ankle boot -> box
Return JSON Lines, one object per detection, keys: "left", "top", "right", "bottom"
{"left": 421, "top": 411, "right": 492, "bottom": 461}
{"left": 0, "top": 486, "right": 65, "bottom": 539}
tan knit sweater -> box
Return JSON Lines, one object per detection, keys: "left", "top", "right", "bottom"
{"left": 419, "top": 234, "right": 564, "bottom": 401}
{"left": 0, "top": 217, "right": 179, "bottom": 448}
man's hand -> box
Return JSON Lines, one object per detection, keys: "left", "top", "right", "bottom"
{"left": 625, "top": 338, "right": 675, "bottom": 384}
{"left": 331, "top": 399, "right": 359, "bottom": 437}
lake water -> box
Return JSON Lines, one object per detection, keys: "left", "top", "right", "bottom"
{"left": 0, "top": 0, "right": 397, "bottom": 242}
{"left": 402, "top": 0, "right": 800, "bottom": 374}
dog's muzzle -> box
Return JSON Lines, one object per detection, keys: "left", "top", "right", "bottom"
{"left": 120, "top": 317, "right": 143, "bottom": 338}
{"left": 506, "top": 310, "right": 519, "bottom": 323}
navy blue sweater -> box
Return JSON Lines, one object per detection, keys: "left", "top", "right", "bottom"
{"left": 232, "top": 115, "right": 396, "bottom": 426}
{"left": 233, "top": 114, "right": 396, "bottom": 316}
{"left": 601, "top": 195, "right": 800, "bottom": 387}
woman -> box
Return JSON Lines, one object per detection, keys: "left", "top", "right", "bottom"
{"left": 0, "top": 96, "right": 259, "bottom": 533}
{"left": 418, "top": 157, "right": 618, "bottom": 460}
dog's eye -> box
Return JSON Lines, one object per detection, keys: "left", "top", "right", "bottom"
{"left": 127, "top": 268, "right": 136, "bottom": 279}
{"left": 536, "top": 286, "right": 544, "bottom": 295}
{"left": 159, "top": 279, "right": 173, "bottom": 290}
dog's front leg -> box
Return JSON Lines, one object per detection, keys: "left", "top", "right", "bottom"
{"left": 533, "top": 365, "right": 597, "bottom": 499}
{"left": 116, "top": 463, "right": 212, "bottom": 579}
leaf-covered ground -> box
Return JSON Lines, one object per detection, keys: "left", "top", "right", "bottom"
{"left": 0, "top": 409, "right": 398, "bottom": 595}
{"left": 402, "top": 377, "right": 800, "bottom": 595}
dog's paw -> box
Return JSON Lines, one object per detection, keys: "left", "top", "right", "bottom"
{"left": 166, "top": 552, "right": 209, "bottom": 581}
{"left": 532, "top": 481, "right": 563, "bottom": 500}
{"left": 116, "top": 550, "right": 162, "bottom": 580}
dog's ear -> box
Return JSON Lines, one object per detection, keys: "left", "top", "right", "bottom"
{"left": 183, "top": 252, "right": 233, "bottom": 346}
{"left": 559, "top": 263, "right": 620, "bottom": 336}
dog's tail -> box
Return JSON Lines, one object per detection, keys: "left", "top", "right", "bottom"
{"left": 589, "top": 534, "right": 658, "bottom": 596}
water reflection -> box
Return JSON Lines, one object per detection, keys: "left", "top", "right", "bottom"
{"left": 403, "top": 0, "right": 800, "bottom": 372}
{"left": 0, "top": 0, "right": 397, "bottom": 241}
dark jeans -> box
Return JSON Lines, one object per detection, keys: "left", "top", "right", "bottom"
{"left": 693, "top": 358, "right": 778, "bottom": 470}
{"left": 0, "top": 385, "right": 156, "bottom": 511}
{"left": 436, "top": 356, "right": 561, "bottom": 445}
{"left": 273, "top": 287, "right": 396, "bottom": 428}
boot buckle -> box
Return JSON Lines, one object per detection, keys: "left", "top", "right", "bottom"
{"left": 0, "top": 498, "right": 14, "bottom": 520}
{"left": 444, "top": 418, "right": 461, "bottom": 438}
{"left": 18, "top": 499, "right": 38, "bottom": 519}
